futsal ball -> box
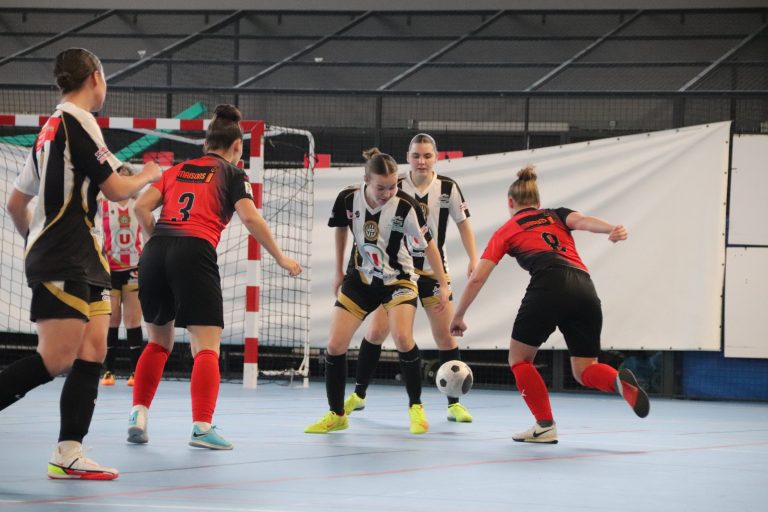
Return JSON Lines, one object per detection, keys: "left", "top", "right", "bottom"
{"left": 436, "top": 360, "right": 473, "bottom": 398}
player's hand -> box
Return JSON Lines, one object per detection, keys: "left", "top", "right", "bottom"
{"left": 608, "top": 224, "right": 627, "bottom": 243}
{"left": 141, "top": 160, "right": 162, "bottom": 184}
{"left": 280, "top": 256, "right": 302, "bottom": 277}
{"left": 450, "top": 316, "right": 467, "bottom": 337}
{"left": 466, "top": 258, "right": 478, "bottom": 279}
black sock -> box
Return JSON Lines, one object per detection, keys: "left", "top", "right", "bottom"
{"left": 398, "top": 344, "right": 422, "bottom": 407}
{"left": 354, "top": 338, "right": 382, "bottom": 399}
{"left": 325, "top": 353, "right": 347, "bottom": 415}
{"left": 127, "top": 327, "right": 144, "bottom": 373}
{"left": 105, "top": 327, "right": 118, "bottom": 373}
{"left": 439, "top": 347, "right": 462, "bottom": 405}
{"left": 59, "top": 359, "right": 101, "bottom": 443}
{"left": 0, "top": 353, "right": 53, "bottom": 411}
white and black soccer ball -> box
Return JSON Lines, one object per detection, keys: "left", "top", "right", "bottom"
{"left": 435, "top": 360, "right": 473, "bottom": 398}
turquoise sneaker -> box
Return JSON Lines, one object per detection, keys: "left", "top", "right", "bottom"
{"left": 189, "top": 425, "right": 233, "bottom": 450}
{"left": 127, "top": 405, "right": 149, "bottom": 444}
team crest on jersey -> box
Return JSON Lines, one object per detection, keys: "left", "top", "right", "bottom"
{"left": 439, "top": 193, "right": 450, "bottom": 208}
{"left": 390, "top": 215, "right": 404, "bottom": 233}
{"left": 118, "top": 213, "right": 131, "bottom": 226}
{"left": 419, "top": 202, "right": 429, "bottom": 218}
{"left": 94, "top": 147, "right": 112, "bottom": 164}
{"left": 364, "top": 220, "right": 379, "bottom": 241}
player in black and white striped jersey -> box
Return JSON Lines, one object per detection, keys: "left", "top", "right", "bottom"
{"left": 305, "top": 148, "right": 450, "bottom": 435}
{"left": 344, "top": 133, "right": 478, "bottom": 423}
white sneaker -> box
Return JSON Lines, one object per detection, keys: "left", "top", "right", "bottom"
{"left": 512, "top": 422, "right": 558, "bottom": 444}
{"left": 127, "top": 404, "right": 149, "bottom": 444}
{"left": 47, "top": 443, "right": 119, "bottom": 480}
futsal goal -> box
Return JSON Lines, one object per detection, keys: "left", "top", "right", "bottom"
{"left": 0, "top": 112, "right": 314, "bottom": 388}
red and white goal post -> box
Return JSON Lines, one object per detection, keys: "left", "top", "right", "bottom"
{"left": 0, "top": 114, "right": 314, "bottom": 388}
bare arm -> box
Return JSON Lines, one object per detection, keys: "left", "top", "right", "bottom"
{"left": 565, "top": 211, "right": 627, "bottom": 243}
{"left": 99, "top": 161, "right": 161, "bottom": 202}
{"left": 424, "top": 239, "right": 450, "bottom": 312}
{"left": 450, "top": 259, "right": 497, "bottom": 336}
{"left": 235, "top": 198, "right": 301, "bottom": 277}
{"left": 333, "top": 227, "right": 348, "bottom": 295}
{"left": 456, "top": 218, "right": 479, "bottom": 278}
{"left": 6, "top": 189, "right": 34, "bottom": 239}
{"left": 133, "top": 186, "right": 163, "bottom": 237}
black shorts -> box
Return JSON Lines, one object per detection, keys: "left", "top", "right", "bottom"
{"left": 110, "top": 268, "right": 139, "bottom": 297}
{"left": 512, "top": 266, "right": 603, "bottom": 358}
{"left": 335, "top": 272, "right": 418, "bottom": 321}
{"left": 139, "top": 236, "right": 223, "bottom": 328}
{"left": 30, "top": 281, "right": 111, "bottom": 322}
{"left": 415, "top": 274, "right": 453, "bottom": 308}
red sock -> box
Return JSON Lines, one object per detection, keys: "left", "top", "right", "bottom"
{"left": 191, "top": 349, "right": 220, "bottom": 424}
{"left": 580, "top": 363, "right": 618, "bottom": 393}
{"left": 132, "top": 342, "right": 169, "bottom": 407}
{"left": 511, "top": 361, "right": 553, "bottom": 422}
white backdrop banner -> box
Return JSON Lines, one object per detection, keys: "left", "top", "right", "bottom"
{"left": 310, "top": 122, "right": 731, "bottom": 351}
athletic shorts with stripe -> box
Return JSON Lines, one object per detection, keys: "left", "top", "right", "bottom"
{"left": 138, "top": 236, "right": 223, "bottom": 329}
{"left": 335, "top": 271, "right": 418, "bottom": 321}
{"left": 415, "top": 274, "right": 453, "bottom": 308}
{"left": 512, "top": 265, "right": 603, "bottom": 358}
{"left": 30, "top": 281, "right": 111, "bottom": 322}
{"left": 110, "top": 268, "right": 139, "bottom": 297}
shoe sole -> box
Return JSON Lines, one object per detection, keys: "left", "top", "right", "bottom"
{"left": 512, "top": 437, "right": 558, "bottom": 444}
{"left": 127, "top": 427, "right": 148, "bottom": 444}
{"left": 47, "top": 464, "right": 119, "bottom": 480}
{"left": 189, "top": 440, "right": 234, "bottom": 450}
{"left": 619, "top": 368, "right": 650, "bottom": 418}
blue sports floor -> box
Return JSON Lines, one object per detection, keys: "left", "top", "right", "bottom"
{"left": 0, "top": 378, "right": 767, "bottom": 512}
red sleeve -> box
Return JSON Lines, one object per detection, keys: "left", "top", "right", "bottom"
{"left": 481, "top": 225, "right": 513, "bottom": 264}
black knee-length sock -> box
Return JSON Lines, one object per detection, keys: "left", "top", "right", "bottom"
{"left": 0, "top": 353, "right": 53, "bottom": 411}
{"left": 325, "top": 353, "right": 347, "bottom": 415}
{"left": 59, "top": 359, "right": 101, "bottom": 443}
{"left": 127, "top": 326, "right": 144, "bottom": 373}
{"left": 399, "top": 345, "right": 422, "bottom": 407}
{"left": 354, "top": 338, "right": 382, "bottom": 399}
{"left": 105, "top": 327, "right": 118, "bottom": 373}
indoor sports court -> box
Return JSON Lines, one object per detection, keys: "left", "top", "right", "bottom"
{"left": 0, "top": 1, "right": 766, "bottom": 511}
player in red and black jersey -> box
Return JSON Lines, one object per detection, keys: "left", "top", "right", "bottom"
{"left": 450, "top": 165, "right": 649, "bottom": 444}
{"left": 128, "top": 105, "right": 301, "bottom": 450}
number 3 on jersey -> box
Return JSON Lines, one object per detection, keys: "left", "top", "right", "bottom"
{"left": 175, "top": 192, "right": 195, "bottom": 221}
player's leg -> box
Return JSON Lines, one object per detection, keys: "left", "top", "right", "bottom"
{"left": 49, "top": 287, "right": 118, "bottom": 480}
{"left": 560, "top": 269, "right": 650, "bottom": 419}
{"left": 102, "top": 288, "right": 121, "bottom": 385}
{"left": 129, "top": 236, "right": 175, "bottom": 443}
{"left": 121, "top": 280, "right": 143, "bottom": 386}
{"left": 186, "top": 325, "right": 231, "bottom": 449}
{"left": 305, "top": 305, "right": 362, "bottom": 433}
{"left": 387, "top": 291, "right": 428, "bottom": 435}
{"left": 345, "top": 304, "right": 388, "bottom": 414}
{"left": 128, "top": 321, "right": 173, "bottom": 444}
{"left": 509, "top": 339, "right": 557, "bottom": 444}
{"left": 424, "top": 289, "right": 474, "bottom": 423}
{"left": 0, "top": 281, "right": 90, "bottom": 412}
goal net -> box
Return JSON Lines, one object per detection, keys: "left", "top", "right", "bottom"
{"left": 0, "top": 114, "right": 313, "bottom": 386}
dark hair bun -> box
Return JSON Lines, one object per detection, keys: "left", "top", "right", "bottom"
{"left": 517, "top": 165, "right": 537, "bottom": 181}
{"left": 213, "top": 104, "right": 242, "bottom": 122}
{"left": 55, "top": 71, "right": 73, "bottom": 90}
{"left": 362, "top": 147, "right": 382, "bottom": 161}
